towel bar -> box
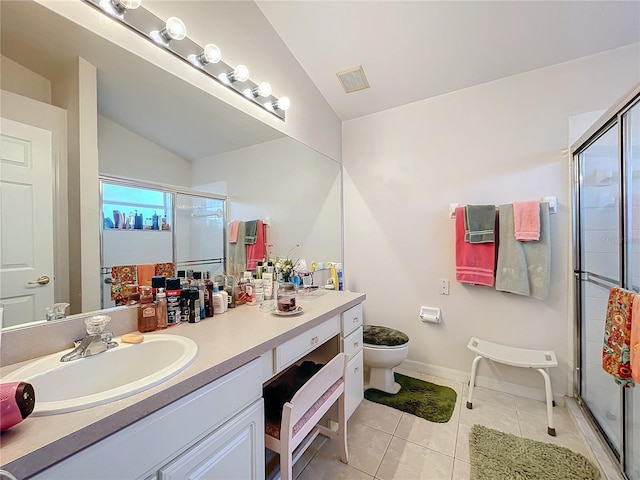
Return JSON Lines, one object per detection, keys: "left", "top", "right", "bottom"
{"left": 449, "top": 197, "right": 557, "bottom": 218}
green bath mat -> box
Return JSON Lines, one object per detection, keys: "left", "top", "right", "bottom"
{"left": 469, "top": 424, "right": 600, "bottom": 480}
{"left": 364, "top": 373, "right": 457, "bottom": 423}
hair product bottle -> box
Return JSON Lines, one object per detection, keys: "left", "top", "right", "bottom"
{"left": 165, "top": 277, "right": 182, "bottom": 326}
{"left": 156, "top": 288, "right": 167, "bottom": 329}
{"left": 138, "top": 286, "right": 157, "bottom": 333}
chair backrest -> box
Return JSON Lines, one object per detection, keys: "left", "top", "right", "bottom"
{"left": 283, "top": 352, "right": 347, "bottom": 440}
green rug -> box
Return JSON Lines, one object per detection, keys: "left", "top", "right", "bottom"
{"left": 364, "top": 373, "right": 457, "bottom": 423}
{"left": 469, "top": 424, "right": 601, "bottom": 480}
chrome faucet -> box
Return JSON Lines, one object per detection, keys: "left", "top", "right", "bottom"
{"left": 46, "top": 303, "right": 70, "bottom": 321}
{"left": 60, "top": 315, "right": 118, "bottom": 362}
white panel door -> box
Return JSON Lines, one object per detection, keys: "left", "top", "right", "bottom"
{"left": 0, "top": 117, "right": 54, "bottom": 327}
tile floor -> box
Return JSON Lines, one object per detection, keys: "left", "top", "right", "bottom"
{"left": 287, "top": 367, "right": 609, "bottom": 480}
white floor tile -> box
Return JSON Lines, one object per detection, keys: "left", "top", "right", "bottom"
{"left": 394, "top": 412, "right": 459, "bottom": 456}
{"left": 350, "top": 399, "right": 403, "bottom": 434}
{"left": 343, "top": 421, "right": 393, "bottom": 476}
{"left": 451, "top": 459, "right": 471, "bottom": 480}
{"left": 376, "top": 437, "right": 454, "bottom": 480}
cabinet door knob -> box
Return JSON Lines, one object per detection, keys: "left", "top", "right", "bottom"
{"left": 354, "top": 342, "right": 359, "bottom": 348}
{"left": 353, "top": 317, "right": 359, "bottom": 324}
{"left": 354, "top": 367, "right": 359, "bottom": 373}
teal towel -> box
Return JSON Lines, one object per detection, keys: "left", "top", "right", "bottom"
{"left": 464, "top": 205, "right": 496, "bottom": 243}
{"left": 495, "top": 203, "right": 550, "bottom": 300}
{"left": 244, "top": 220, "right": 258, "bottom": 244}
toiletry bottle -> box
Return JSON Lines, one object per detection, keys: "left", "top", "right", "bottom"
{"left": 212, "top": 283, "right": 225, "bottom": 314}
{"left": 180, "top": 286, "right": 191, "bottom": 323}
{"left": 151, "top": 275, "right": 166, "bottom": 300}
{"left": 204, "top": 272, "right": 214, "bottom": 317}
{"left": 127, "top": 284, "right": 140, "bottom": 305}
{"left": 262, "top": 272, "right": 273, "bottom": 300}
{"left": 192, "top": 272, "right": 205, "bottom": 319}
{"left": 217, "top": 282, "right": 228, "bottom": 312}
{"left": 165, "top": 277, "right": 182, "bottom": 325}
{"left": 336, "top": 263, "right": 344, "bottom": 291}
{"left": 225, "top": 275, "right": 236, "bottom": 309}
{"left": 152, "top": 211, "right": 159, "bottom": 230}
{"left": 156, "top": 288, "right": 168, "bottom": 329}
{"left": 138, "top": 286, "right": 157, "bottom": 333}
{"left": 328, "top": 263, "right": 339, "bottom": 290}
{"left": 189, "top": 287, "right": 200, "bottom": 323}
{"left": 256, "top": 261, "right": 263, "bottom": 280}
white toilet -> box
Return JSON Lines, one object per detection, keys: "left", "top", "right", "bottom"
{"left": 362, "top": 325, "right": 409, "bottom": 394}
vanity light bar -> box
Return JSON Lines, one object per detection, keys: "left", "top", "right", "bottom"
{"left": 84, "top": 0, "right": 289, "bottom": 120}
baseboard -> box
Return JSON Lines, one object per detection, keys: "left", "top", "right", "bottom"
{"left": 400, "top": 359, "right": 565, "bottom": 406}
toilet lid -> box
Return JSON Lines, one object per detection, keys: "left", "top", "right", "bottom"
{"left": 363, "top": 325, "right": 409, "bottom": 347}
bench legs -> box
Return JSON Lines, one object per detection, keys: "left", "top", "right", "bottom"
{"left": 466, "top": 355, "right": 483, "bottom": 410}
{"left": 536, "top": 367, "right": 556, "bottom": 436}
{"left": 466, "top": 357, "right": 556, "bottom": 437}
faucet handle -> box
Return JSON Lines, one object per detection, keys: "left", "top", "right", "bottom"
{"left": 85, "top": 315, "right": 111, "bottom": 335}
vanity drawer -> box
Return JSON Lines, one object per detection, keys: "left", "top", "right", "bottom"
{"left": 275, "top": 316, "right": 340, "bottom": 372}
{"left": 342, "top": 326, "right": 363, "bottom": 360}
{"left": 341, "top": 303, "right": 363, "bottom": 336}
{"left": 345, "top": 350, "right": 364, "bottom": 420}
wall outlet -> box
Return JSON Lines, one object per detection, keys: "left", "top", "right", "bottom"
{"left": 440, "top": 279, "right": 450, "bottom": 295}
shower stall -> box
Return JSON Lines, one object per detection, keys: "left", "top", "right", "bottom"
{"left": 573, "top": 87, "right": 639, "bottom": 480}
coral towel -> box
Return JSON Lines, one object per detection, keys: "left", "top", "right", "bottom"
{"left": 602, "top": 287, "right": 635, "bottom": 388}
{"left": 228, "top": 220, "right": 240, "bottom": 244}
{"left": 631, "top": 294, "right": 640, "bottom": 383}
{"left": 455, "top": 207, "right": 495, "bottom": 286}
{"left": 513, "top": 201, "right": 540, "bottom": 241}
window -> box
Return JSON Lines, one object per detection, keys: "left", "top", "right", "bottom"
{"left": 102, "top": 182, "right": 172, "bottom": 231}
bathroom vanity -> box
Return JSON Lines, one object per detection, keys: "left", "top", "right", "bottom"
{"left": 0, "top": 291, "right": 365, "bottom": 479}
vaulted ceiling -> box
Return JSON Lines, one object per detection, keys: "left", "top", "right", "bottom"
{"left": 257, "top": 1, "right": 640, "bottom": 120}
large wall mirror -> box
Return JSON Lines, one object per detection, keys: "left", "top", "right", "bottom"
{"left": 0, "top": 0, "right": 342, "bottom": 329}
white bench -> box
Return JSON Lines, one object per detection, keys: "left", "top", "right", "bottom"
{"left": 466, "top": 337, "right": 558, "bottom": 436}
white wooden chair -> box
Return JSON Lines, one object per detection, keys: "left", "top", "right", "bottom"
{"left": 265, "top": 352, "right": 349, "bottom": 480}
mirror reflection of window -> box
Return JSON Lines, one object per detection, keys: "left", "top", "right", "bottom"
{"left": 102, "top": 183, "right": 172, "bottom": 231}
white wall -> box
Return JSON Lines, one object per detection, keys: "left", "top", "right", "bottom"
{"left": 342, "top": 44, "right": 640, "bottom": 399}
{"left": 98, "top": 116, "right": 191, "bottom": 187}
{"left": 0, "top": 55, "right": 51, "bottom": 104}
{"left": 191, "top": 137, "right": 342, "bottom": 267}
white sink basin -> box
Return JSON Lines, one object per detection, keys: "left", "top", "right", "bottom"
{"left": 3, "top": 334, "right": 197, "bottom": 415}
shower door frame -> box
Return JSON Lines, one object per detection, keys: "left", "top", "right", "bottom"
{"left": 571, "top": 86, "right": 640, "bottom": 480}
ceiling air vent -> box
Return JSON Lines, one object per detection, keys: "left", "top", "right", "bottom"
{"left": 336, "top": 65, "right": 370, "bottom": 93}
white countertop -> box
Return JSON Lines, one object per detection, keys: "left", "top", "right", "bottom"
{"left": 0, "top": 290, "right": 365, "bottom": 479}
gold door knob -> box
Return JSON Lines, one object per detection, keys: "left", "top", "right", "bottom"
{"left": 28, "top": 275, "right": 50, "bottom": 285}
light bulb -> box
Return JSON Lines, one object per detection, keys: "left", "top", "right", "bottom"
{"left": 116, "top": 0, "right": 141, "bottom": 9}
{"left": 233, "top": 65, "right": 249, "bottom": 82}
{"left": 257, "top": 82, "right": 272, "bottom": 97}
{"left": 276, "top": 97, "right": 291, "bottom": 111}
{"left": 164, "top": 17, "right": 186, "bottom": 40}
{"left": 225, "top": 65, "right": 249, "bottom": 83}
{"left": 201, "top": 44, "right": 221, "bottom": 64}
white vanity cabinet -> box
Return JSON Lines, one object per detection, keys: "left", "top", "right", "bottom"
{"left": 31, "top": 359, "right": 264, "bottom": 480}
{"left": 341, "top": 303, "right": 364, "bottom": 419}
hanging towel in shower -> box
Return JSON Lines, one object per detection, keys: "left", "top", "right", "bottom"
{"left": 228, "top": 220, "right": 241, "bottom": 244}
{"left": 495, "top": 203, "right": 551, "bottom": 300}
{"left": 602, "top": 287, "right": 635, "bottom": 388}
{"left": 631, "top": 294, "right": 640, "bottom": 383}
{"left": 244, "top": 220, "right": 259, "bottom": 245}
{"left": 136, "top": 264, "right": 155, "bottom": 288}
{"left": 455, "top": 207, "right": 495, "bottom": 286}
{"left": 227, "top": 221, "right": 246, "bottom": 275}
{"left": 110, "top": 265, "right": 137, "bottom": 306}
{"left": 513, "top": 200, "right": 540, "bottom": 241}
{"left": 246, "top": 220, "right": 266, "bottom": 270}
{"left": 464, "top": 205, "right": 496, "bottom": 243}
{"left": 154, "top": 262, "right": 175, "bottom": 278}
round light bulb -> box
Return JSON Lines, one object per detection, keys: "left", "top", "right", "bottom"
{"left": 165, "top": 17, "right": 186, "bottom": 41}
{"left": 257, "top": 82, "right": 272, "bottom": 98}
{"left": 234, "top": 65, "right": 250, "bottom": 82}
{"left": 202, "top": 44, "right": 221, "bottom": 64}
{"left": 117, "top": 0, "right": 141, "bottom": 9}
{"left": 276, "top": 96, "right": 291, "bottom": 111}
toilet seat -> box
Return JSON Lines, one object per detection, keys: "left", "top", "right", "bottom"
{"left": 363, "top": 325, "right": 409, "bottom": 347}
{"left": 363, "top": 343, "right": 408, "bottom": 350}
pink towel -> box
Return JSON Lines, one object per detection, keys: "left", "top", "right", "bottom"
{"left": 513, "top": 201, "right": 540, "bottom": 241}
{"left": 246, "top": 220, "right": 266, "bottom": 270}
{"left": 229, "top": 220, "right": 240, "bottom": 244}
{"left": 632, "top": 294, "right": 640, "bottom": 383}
{"left": 455, "top": 207, "right": 495, "bottom": 286}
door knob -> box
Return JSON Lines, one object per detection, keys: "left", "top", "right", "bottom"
{"left": 28, "top": 275, "right": 50, "bottom": 285}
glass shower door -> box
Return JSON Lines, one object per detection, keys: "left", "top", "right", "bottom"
{"left": 577, "top": 124, "right": 622, "bottom": 456}
{"left": 623, "top": 100, "right": 639, "bottom": 479}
